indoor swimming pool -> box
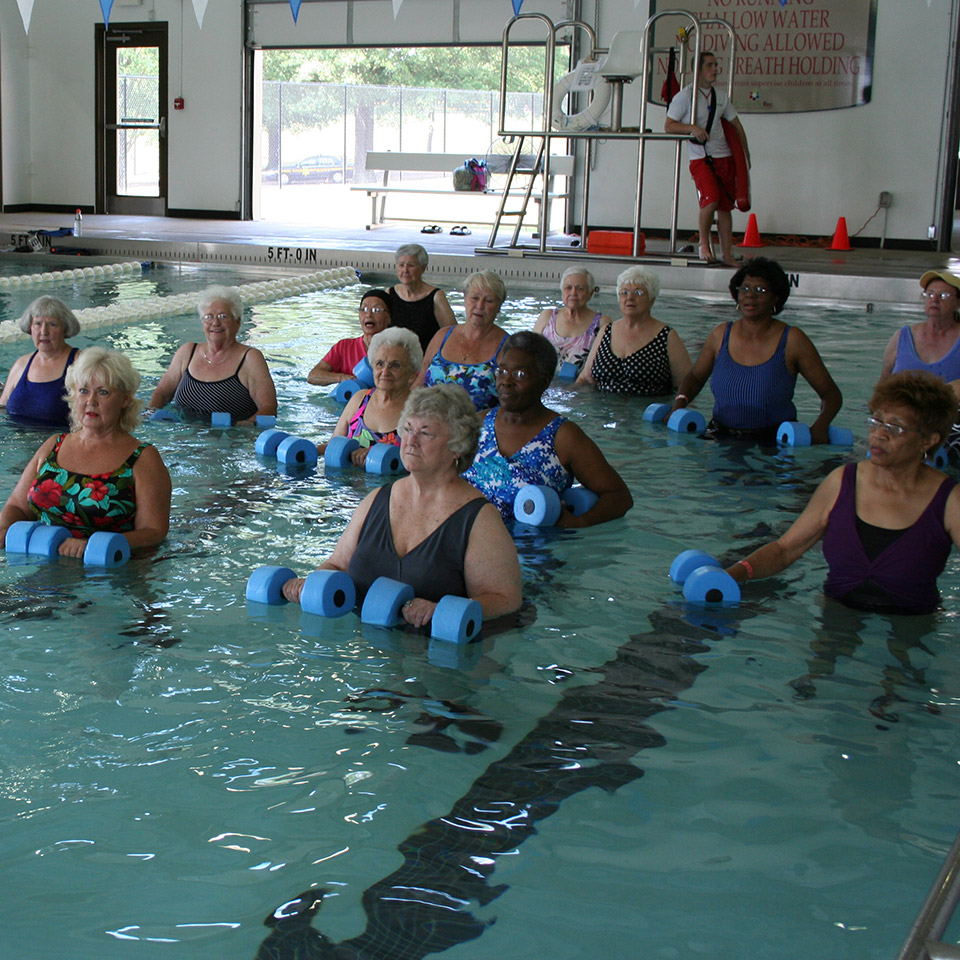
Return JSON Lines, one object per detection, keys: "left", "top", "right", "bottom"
{"left": 0, "top": 261, "right": 958, "bottom": 959}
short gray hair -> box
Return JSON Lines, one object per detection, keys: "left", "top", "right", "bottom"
{"left": 560, "top": 266, "right": 596, "bottom": 293}
{"left": 65, "top": 347, "right": 143, "bottom": 433}
{"left": 197, "top": 285, "right": 244, "bottom": 323}
{"left": 464, "top": 270, "right": 506, "bottom": 305}
{"left": 616, "top": 266, "right": 660, "bottom": 303}
{"left": 398, "top": 385, "right": 481, "bottom": 473}
{"left": 368, "top": 327, "right": 423, "bottom": 372}
{"left": 395, "top": 244, "right": 429, "bottom": 268}
{"left": 19, "top": 296, "right": 80, "bottom": 337}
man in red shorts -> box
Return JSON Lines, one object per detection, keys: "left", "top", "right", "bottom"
{"left": 665, "top": 51, "right": 750, "bottom": 266}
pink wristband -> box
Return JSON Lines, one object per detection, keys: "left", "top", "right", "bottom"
{"left": 735, "top": 559, "right": 754, "bottom": 579}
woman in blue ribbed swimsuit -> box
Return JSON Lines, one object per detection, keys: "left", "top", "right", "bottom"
{"left": 671, "top": 257, "right": 842, "bottom": 444}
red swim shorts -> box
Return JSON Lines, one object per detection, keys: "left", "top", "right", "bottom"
{"left": 690, "top": 156, "right": 736, "bottom": 211}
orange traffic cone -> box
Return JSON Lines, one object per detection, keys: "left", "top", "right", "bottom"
{"left": 829, "top": 216, "right": 853, "bottom": 251}
{"left": 739, "top": 213, "right": 764, "bottom": 248}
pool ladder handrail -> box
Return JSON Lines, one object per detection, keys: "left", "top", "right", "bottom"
{"left": 896, "top": 828, "right": 960, "bottom": 960}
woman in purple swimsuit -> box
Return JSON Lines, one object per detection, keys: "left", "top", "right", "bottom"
{"left": 0, "top": 296, "right": 82, "bottom": 429}
{"left": 723, "top": 371, "right": 960, "bottom": 615}
{"left": 318, "top": 327, "right": 422, "bottom": 467}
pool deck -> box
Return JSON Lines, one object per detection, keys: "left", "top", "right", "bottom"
{"left": 0, "top": 209, "right": 957, "bottom": 305}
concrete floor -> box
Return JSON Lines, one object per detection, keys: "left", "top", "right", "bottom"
{"left": 0, "top": 208, "right": 957, "bottom": 304}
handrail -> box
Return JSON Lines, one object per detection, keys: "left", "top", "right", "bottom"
{"left": 896, "top": 828, "right": 960, "bottom": 960}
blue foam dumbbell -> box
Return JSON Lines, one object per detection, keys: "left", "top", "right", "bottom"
{"left": 561, "top": 485, "right": 599, "bottom": 517}
{"left": 84, "top": 532, "right": 130, "bottom": 566}
{"left": 669, "top": 549, "right": 740, "bottom": 604}
{"left": 556, "top": 361, "right": 579, "bottom": 381}
{"left": 828, "top": 425, "right": 854, "bottom": 446}
{"left": 431, "top": 595, "right": 483, "bottom": 644}
{"left": 643, "top": 402, "right": 671, "bottom": 424}
{"left": 333, "top": 379, "right": 364, "bottom": 405}
{"left": 255, "top": 428, "right": 291, "bottom": 457}
{"left": 361, "top": 576, "right": 415, "bottom": 628}
{"left": 325, "top": 436, "right": 360, "bottom": 469}
{"left": 5, "top": 520, "right": 41, "bottom": 552}
{"left": 246, "top": 565, "right": 298, "bottom": 605}
{"left": 211, "top": 411, "right": 232, "bottom": 427}
{"left": 365, "top": 442, "right": 404, "bottom": 475}
{"left": 353, "top": 357, "right": 375, "bottom": 388}
{"left": 300, "top": 569, "right": 356, "bottom": 617}
{"left": 150, "top": 408, "right": 180, "bottom": 422}
{"left": 926, "top": 445, "right": 949, "bottom": 469}
{"left": 27, "top": 525, "right": 71, "bottom": 558}
{"left": 667, "top": 408, "right": 707, "bottom": 436}
{"left": 777, "top": 421, "right": 811, "bottom": 446}
{"left": 513, "top": 485, "right": 563, "bottom": 526}
{"left": 276, "top": 435, "right": 319, "bottom": 467}
{"left": 256, "top": 415, "right": 277, "bottom": 429}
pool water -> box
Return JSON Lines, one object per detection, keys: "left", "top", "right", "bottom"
{"left": 1, "top": 266, "right": 958, "bottom": 960}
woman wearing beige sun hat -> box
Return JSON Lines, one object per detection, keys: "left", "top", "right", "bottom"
{"left": 880, "top": 268, "right": 960, "bottom": 458}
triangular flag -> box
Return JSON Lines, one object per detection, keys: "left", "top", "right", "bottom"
{"left": 100, "top": 0, "right": 114, "bottom": 27}
{"left": 289, "top": 0, "right": 303, "bottom": 22}
{"left": 393, "top": 0, "right": 403, "bottom": 18}
{"left": 15, "top": 0, "right": 35, "bottom": 34}
{"left": 191, "top": 0, "right": 209, "bottom": 29}
{"left": 512, "top": 0, "right": 524, "bottom": 14}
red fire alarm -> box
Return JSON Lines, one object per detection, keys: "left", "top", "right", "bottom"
{"left": 174, "top": 97, "right": 185, "bottom": 110}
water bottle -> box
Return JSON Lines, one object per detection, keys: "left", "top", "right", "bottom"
{"left": 73, "top": 209, "right": 82, "bottom": 237}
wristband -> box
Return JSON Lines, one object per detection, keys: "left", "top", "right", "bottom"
{"left": 675, "top": 394, "right": 689, "bottom": 403}
{"left": 735, "top": 559, "right": 754, "bottom": 579}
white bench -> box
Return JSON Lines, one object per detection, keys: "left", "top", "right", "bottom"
{"left": 352, "top": 151, "right": 575, "bottom": 230}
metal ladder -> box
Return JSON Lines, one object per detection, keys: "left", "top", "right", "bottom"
{"left": 896, "top": 828, "right": 960, "bottom": 960}
{"left": 485, "top": 135, "right": 547, "bottom": 249}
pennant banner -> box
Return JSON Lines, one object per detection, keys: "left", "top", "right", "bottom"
{"left": 512, "top": 0, "right": 524, "bottom": 14}
{"left": 393, "top": 0, "right": 403, "bottom": 18}
{"left": 191, "top": 0, "right": 209, "bottom": 29}
{"left": 290, "top": 0, "right": 303, "bottom": 23}
{"left": 100, "top": 0, "right": 114, "bottom": 27}
{"left": 16, "top": 0, "right": 35, "bottom": 34}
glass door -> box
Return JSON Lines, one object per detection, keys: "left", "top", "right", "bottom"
{"left": 96, "top": 23, "right": 167, "bottom": 215}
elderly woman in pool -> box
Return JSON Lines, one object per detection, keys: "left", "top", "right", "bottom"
{"left": 0, "top": 296, "right": 82, "bottom": 429}
{"left": 416, "top": 271, "right": 510, "bottom": 411}
{"left": 533, "top": 267, "right": 611, "bottom": 375}
{"left": 148, "top": 284, "right": 277, "bottom": 425}
{"left": 384, "top": 244, "right": 456, "bottom": 352}
{"left": 282, "top": 384, "right": 521, "bottom": 626}
{"left": 723, "top": 372, "right": 959, "bottom": 615}
{"left": 670, "top": 256, "right": 842, "bottom": 443}
{"left": 308, "top": 288, "right": 393, "bottom": 386}
{"left": 317, "top": 327, "right": 423, "bottom": 467}
{"left": 0, "top": 347, "right": 171, "bottom": 557}
{"left": 880, "top": 269, "right": 960, "bottom": 397}
{"left": 577, "top": 266, "right": 691, "bottom": 395}
{"left": 464, "top": 331, "right": 633, "bottom": 527}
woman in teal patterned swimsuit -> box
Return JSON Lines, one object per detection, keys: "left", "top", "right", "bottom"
{"left": 0, "top": 348, "right": 171, "bottom": 558}
{"left": 417, "top": 270, "right": 509, "bottom": 411}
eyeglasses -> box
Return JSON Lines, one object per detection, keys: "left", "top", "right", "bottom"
{"left": 360, "top": 305, "right": 387, "bottom": 314}
{"left": 495, "top": 367, "right": 531, "bottom": 381}
{"left": 735, "top": 284, "right": 769, "bottom": 296}
{"left": 922, "top": 290, "right": 956, "bottom": 301}
{"left": 865, "top": 416, "right": 917, "bottom": 437}
{"left": 201, "top": 312, "right": 234, "bottom": 322}
{"left": 401, "top": 424, "right": 440, "bottom": 442}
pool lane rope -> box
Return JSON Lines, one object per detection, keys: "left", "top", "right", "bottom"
{"left": 0, "top": 266, "right": 359, "bottom": 343}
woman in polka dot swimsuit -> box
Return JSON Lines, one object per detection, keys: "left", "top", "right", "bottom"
{"left": 578, "top": 265, "right": 692, "bottom": 396}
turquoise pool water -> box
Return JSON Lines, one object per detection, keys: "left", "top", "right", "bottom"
{"left": 0, "top": 265, "right": 958, "bottom": 959}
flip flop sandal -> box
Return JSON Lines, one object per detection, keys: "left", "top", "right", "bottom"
{"left": 420, "top": 225, "right": 442, "bottom": 234}
{"left": 458, "top": 226, "right": 471, "bottom": 236}
{"left": 449, "top": 226, "right": 463, "bottom": 235}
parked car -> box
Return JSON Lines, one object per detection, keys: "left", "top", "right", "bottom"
{"left": 262, "top": 155, "right": 352, "bottom": 185}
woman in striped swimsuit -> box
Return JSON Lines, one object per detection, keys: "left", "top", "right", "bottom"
{"left": 148, "top": 285, "right": 277, "bottom": 425}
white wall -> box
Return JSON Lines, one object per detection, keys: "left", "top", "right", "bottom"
{"left": 0, "top": 0, "right": 954, "bottom": 242}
